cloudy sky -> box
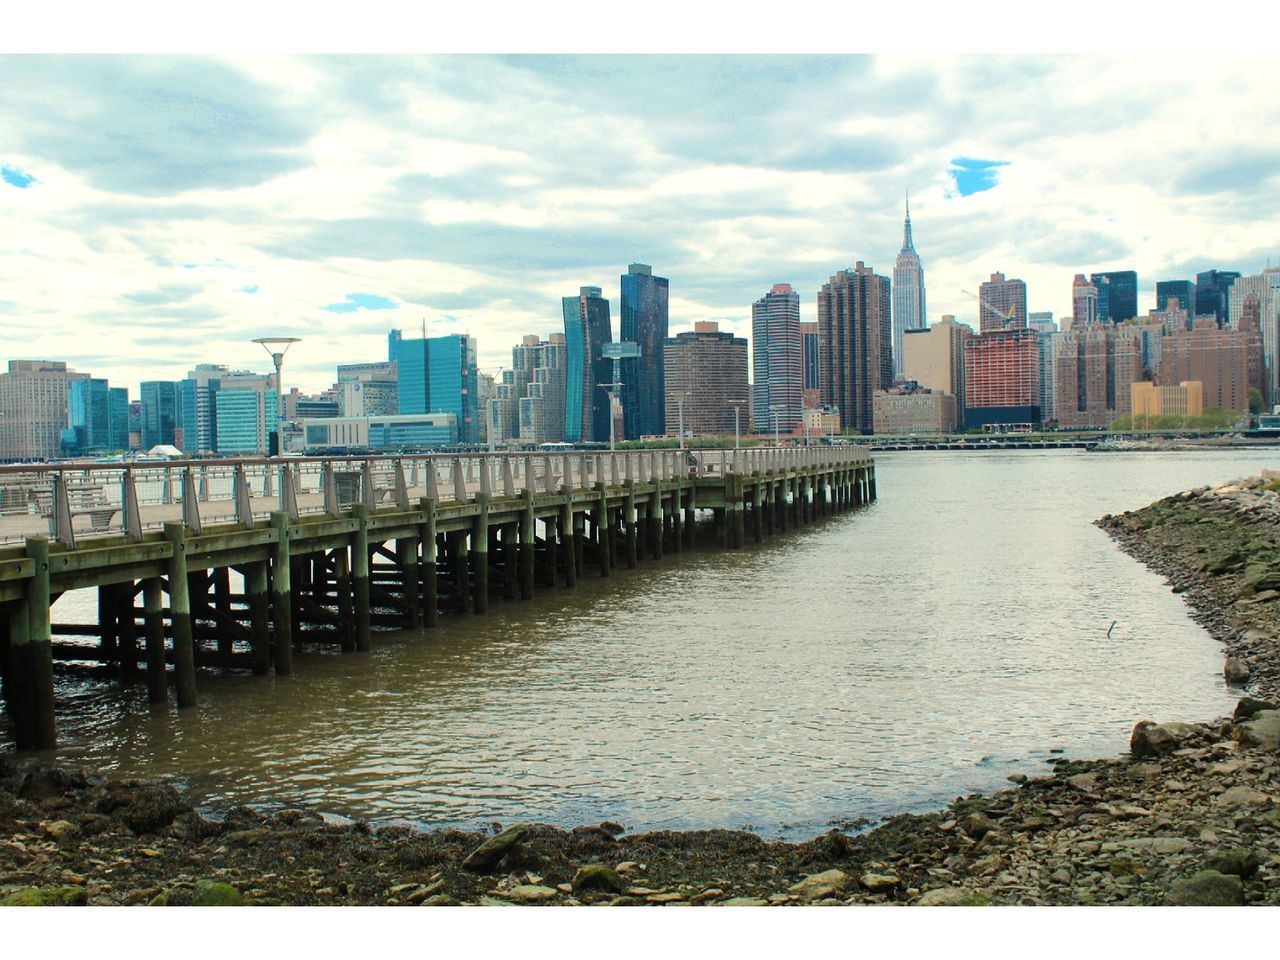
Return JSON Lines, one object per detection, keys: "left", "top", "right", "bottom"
{"left": 2, "top": 51, "right": 1278, "bottom": 395}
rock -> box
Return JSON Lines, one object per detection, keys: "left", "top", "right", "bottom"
{"left": 1214, "top": 785, "right": 1270, "bottom": 806}
{"left": 1234, "top": 697, "right": 1279, "bottom": 721}
{"left": 1203, "top": 848, "right": 1260, "bottom": 879}
{"left": 646, "top": 892, "right": 685, "bottom": 903}
{"left": 192, "top": 880, "right": 245, "bottom": 906}
{"left": 99, "top": 782, "right": 191, "bottom": 834}
{"left": 615, "top": 861, "right": 643, "bottom": 875}
{"left": 506, "top": 884, "right": 558, "bottom": 903}
{"left": 40, "top": 819, "right": 79, "bottom": 842}
{"left": 1130, "top": 721, "right": 1196, "bottom": 757}
{"left": 571, "top": 864, "right": 627, "bottom": 894}
{"left": 1067, "top": 773, "right": 1100, "bottom": 793}
{"left": 860, "top": 873, "right": 901, "bottom": 892}
{"left": 424, "top": 895, "right": 458, "bottom": 906}
{"left": 1164, "top": 870, "right": 1245, "bottom": 906}
{"left": 788, "top": 869, "right": 851, "bottom": 901}
{"left": 721, "top": 897, "right": 769, "bottom": 906}
{"left": 148, "top": 891, "right": 170, "bottom": 906}
{"left": 461, "top": 826, "right": 526, "bottom": 872}
{"left": 1237, "top": 710, "right": 1280, "bottom": 750}
{"left": 916, "top": 887, "right": 990, "bottom": 906}
{"left": 1050, "top": 868, "right": 1073, "bottom": 884}
{"left": 225, "top": 828, "right": 273, "bottom": 847}
{"left": 0, "top": 885, "right": 88, "bottom": 906}
{"left": 1007, "top": 773, "right": 1027, "bottom": 784}
{"left": 1224, "top": 658, "right": 1251, "bottom": 685}
{"left": 959, "top": 813, "right": 996, "bottom": 839}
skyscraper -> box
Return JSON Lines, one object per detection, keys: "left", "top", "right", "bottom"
{"left": 818, "top": 262, "right": 893, "bottom": 434}
{"left": 562, "top": 286, "right": 613, "bottom": 444}
{"left": 1054, "top": 324, "right": 1143, "bottom": 429}
{"left": 1089, "top": 270, "right": 1138, "bottom": 323}
{"left": 664, "top": 322, "right": 749, "bottom": 437}
{"left": 903, "top": 314, "right": 970, "bottom": 421}
{"left": 64, "top": 378, "right": 111, "bottom": 455}
{"left": 108, "top": 387, "right": 130, "bottom": 452}
{"left": 388, "top": 330, "right": 480, "bottom": 444}
{"left": 619, "top": 263, "right": 669, "bottom": 440}
{"left": 751, "top": 283, "right": 803, "bottom": 434}
{"left": 800, "top": 321, "right": 821, "bottom": 408}
{"left": 518, "top": 334, "right": 568, "bottom": 445}
{"left": 1195, "top": 269, "right": 1241, "bottom": 325}
{"left": 140, "top": 380, "right": 178, "bottom": 449}
{"left": 180, "top": 363, "right": 230, "bottom": 454}
{"left": 0, "top": 361, "right": 86, "bottom": 462}
{"left": 977, "top": 272, "right": 1027, "bottom": 332}
{"left": 1071, "top": 274, "right": 1098, "bottom": 329}
{"left": 963, "top": 329, "right": 1041, "bottom": 429}
{"left": 891, "top": 195, "right": 926, "bottom": 379}
{"left": 1156, "top": 279, "right": 1194, "bottom": 319}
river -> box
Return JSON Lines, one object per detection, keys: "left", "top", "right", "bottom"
{"left": 18, "top": 448, "right": 1278, "bottom": 839}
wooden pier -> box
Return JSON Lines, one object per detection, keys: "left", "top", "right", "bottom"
{"left": 0, "top": 446, "right": 875, "bottom": 751}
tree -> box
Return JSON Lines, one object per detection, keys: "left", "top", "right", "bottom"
{"left": 1249, "top": 387, "right": 1265, "bottom": 414}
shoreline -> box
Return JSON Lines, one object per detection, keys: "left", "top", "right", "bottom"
{"left": 2, "top": 478, "right": 1279, "bottom": 906}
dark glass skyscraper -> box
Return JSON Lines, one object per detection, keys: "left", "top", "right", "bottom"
{"left": 1089, "top": 270, "right": 1138, "bottom": 323}
{"left": 140, "top": 380, "right": 178, "bottom": 449}
{"left": 1195, "top": 269, "right": 1241, "bottom": 325}
{"left": 562, "top": 286, "right": 613, "bottom": 443}
{"left": 619, "top": 263, "right": 669, "bottom": 440}
{"left": 1156, "top": 279, "right": 1195, "bottom": 319}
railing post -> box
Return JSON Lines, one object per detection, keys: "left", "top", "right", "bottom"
{"left": 182, "top": 467, "right": 202, "bottom": 534}
{"left": 234, "top": 463, "right": 253, "bottom": 527}
{"left": 427, "top": 458, "right": 442, "bottom": 502}
{"left": 452, "top": 457, "right": 467, "bottom": 502}
{"left": 50, "top": 473, "right": 75, "bottom": 549}
{"left": 281, "top": 463, "right": 300, "bottom": 520}
{"left": 395, "top": 459, "right": 410, "bottom": 510}
{"left": 503, "top": 456, "right": 516, "bottom": 497}
{"left": 323, "top": 463, "right": 339, "bottom": 516}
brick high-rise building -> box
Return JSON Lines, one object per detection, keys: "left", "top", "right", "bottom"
{"left": 664, "top": 322, "right": 749, "bottom": 437}
{"left": 963, "top": 329, "right": 1041, "bottom": 428}
{"left": 818, "top": 262, "right": 892, "bottom": 434}
{"left": 751, "top": 283, "right": 803, "bottom": 433}
{"left": 977, "top": 272, "right": 1027, "bottom": 332}
{"left": 0, "top": 360, "right": 87, "bottom": 462}
{"left": 1157, "top": 317, "right": 1250, "bottom": 413}
{"left": 1237, "top": 295, "right": 1268, "bottom": 405}
{"left": 1071, "top": 274, "right": 1098, "bottom": 329}
{"left": 1053, "top": 324, "right": 1144, "bottom": 429}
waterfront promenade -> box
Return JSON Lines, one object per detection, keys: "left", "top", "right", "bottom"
{"left": 0, "top": 446, "right": 875, "bottom": 751}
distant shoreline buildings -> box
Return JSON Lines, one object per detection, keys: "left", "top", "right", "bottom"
{"left": 2, "top": 206, "right": 1278, "bottom": 461}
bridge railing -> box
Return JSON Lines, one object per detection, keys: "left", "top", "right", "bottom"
{"left": 0, "top": 446, "right": 871, "bottom": 548}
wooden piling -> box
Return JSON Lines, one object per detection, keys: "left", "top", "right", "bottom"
{"left": 520, "top": 490, "right": 536, "bottom": 599}
{"left": 624, "top": 485, "right": 638, "bottom": 569}
{"left": 471, "top": 493, "right": 490, "bottom": 614}
{"left": 561, "top": 499, "right": 577, "bottom": 588}
{"left": 163, "top": 523, "right": 198, "bottom": 707}
{"left": 245, "top": 561, "right": 270, "bottom": 676}
{"left": 268, "top": 512, "right": 294, "bottom": 677}
{"left": 141, "top": 577, "right": 168, "bottom": 703}
{"left": 350, "top": 503, "right": 372, "bottom": 649}
{"left": 398, "top": 536, "right": 422, "bottom": 629}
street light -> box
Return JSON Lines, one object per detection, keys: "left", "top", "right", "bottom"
{"left": 769, "top": 403, "right": 784, "bottom": 448}
{"left": 597, "top": 381, "right": 624, "bottom": 451}
{"left": 252, "top": 337, "right": 301, "bottom": 456}
{"left": 727, "top": 400, "right": 747, "bottom": 455}
{"left": 677, "top": 392, "right": 692, "bottom": 451}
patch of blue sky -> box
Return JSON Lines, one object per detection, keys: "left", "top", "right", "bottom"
{"left": 240, "top": 285, "right": 259, "bottom": 294}
{"left": 321, "top": 292, "right": 397, "bottom": 313}
{"left": 1, "top": 165, "right": 36, "bottom": 188}
{"left": 950, "top": 157, "right": 1008, "bottom": 196}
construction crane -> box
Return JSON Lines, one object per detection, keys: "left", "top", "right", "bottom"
{"left": 962, "top": 288, "right": 1016, "bottom": 329}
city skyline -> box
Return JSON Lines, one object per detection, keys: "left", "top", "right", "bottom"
{"left": 3, "top": 54, "right": 1278, "bottom": 394}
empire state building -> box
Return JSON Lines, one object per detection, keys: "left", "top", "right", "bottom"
{"left": 892, "top": 194, "right": 927, "bottom": 379}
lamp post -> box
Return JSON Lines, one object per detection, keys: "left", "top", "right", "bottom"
{"left": 769, "top": 403, "right": 783, "bottom": 448}
{"left": 677, "top": 393, "right": 692, "bottom": 451}
{"left": 727, "top": 400, "right": 746, "bottom": 455}
{"left": 252, "top": 337, "right": 301, "bottom": 456}
{"left": 597, "top": 381, "right": 624, "bottom": 451}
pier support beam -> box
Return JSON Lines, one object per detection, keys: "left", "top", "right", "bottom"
{"left": 751, "top": 473, "right": 764, "bottom": 543}
{"left": 471, "top": 494, "right": 490, "bottom": 614}
{"left": 648, "top": 489, "right": 663, "bottom": 560}
{"left": 624, "top": 485, "right": 638, "bottom": 569}
{"left": 351, "top": 504, "right": 372, "bottom": 649}
{"left": 520, "top": 491, "right": 536, "bottom": 599}
{"left": 12, "top": 538, "right": 55, "bottom": 749}
{"left": 560, "top": 497, "right": 577, "bottom": 588}
{"left": 142, "top": 577, "right": 168, "bottom": 702}
{"left": 595, "top": 484, "right": 612, "bottom": 578}
{"left": 544, "top": 515, "right": 559, "bottom": 589}
{"left": 246, "top": 562, "right": 270, "bottom": 676}
{"left": 269, "top": 512, "right": 294, "bottom": 677}
{"left": 419, "top": 499, "right": 438, "bottom": 628}
{"left": 398, "top": 536, "right": 422, "bottom": 630}
{"left": 164, "top": 523, "right": 198, "bottom": 707}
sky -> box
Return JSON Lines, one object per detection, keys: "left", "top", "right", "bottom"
{"left": 2, "top": 48, "right": 1279, "bottom": 395}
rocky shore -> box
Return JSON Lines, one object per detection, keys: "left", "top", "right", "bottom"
{"left": 2, "top": 476, "right": 1279, "bottom": 907}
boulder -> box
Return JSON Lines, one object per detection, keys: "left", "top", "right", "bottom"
{"left": 40, "top": 819, "right": 79, "bottom": 842}
{"left": 1233, "top": 697, "right": 1279, "bottom": 721}
{"left": 192, "top": 880, "right": 245, "bottom": 906}
{"left": 1203, "top": 848, "right": 1260, "bottom": 880}
{"left": 860, "top": 873, "right": 901, "bottom": 892}
{"left": 98, "top": 782, "right": 191, "bottom": 834}
{"left": 506, "top": 884, "right": 558, "bottom": 904}
{"left": 916, "top": 887, "right": 990, "bottom": 906}
{"left": 959, "top": 812, "right": 996, "bottom": 839}
{"left": 1224, "top": 658, "right": 1251, "bottom": 685}
{"left": 571, "top": 864, "right": 627, "bottom": 894}
{"left": 461, "top": 826, "right": 526, "bottom": 872}
{"left": 1164, "top": 870, "right": 1245, "bottom": 906}
{"left": 1215, "top": 785, "right": 1270, "bottom": 806}
{"left": 788, "top": 869, "right": 851, "bottom": 901}
{"left": 1130, "top": 721, "right": 1197, "bottom": 757}
{"left": 721, "top": 897, "right": 769, "bottom": 906}
{"left": 1236, "top": 710, "right": 1280, "bottom": 750}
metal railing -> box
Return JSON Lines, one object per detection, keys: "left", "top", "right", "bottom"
{"left": 0, "top": 446, "right": 872, "bottom": 548}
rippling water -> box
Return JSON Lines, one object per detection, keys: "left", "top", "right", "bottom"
{"left": 15, "top": 449, "right": 1278, "bottom": 838}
